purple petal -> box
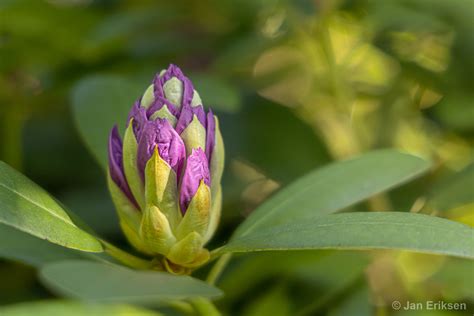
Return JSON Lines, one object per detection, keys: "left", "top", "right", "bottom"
{"left": 153, "top": 64, "right": 194, "bottom": 111}
{"left": 180, "top": 77, "right": 195, "bottom": 109}
{"left": 136, "top": 119, "right": 186, "bottom": 179}
{"left": 175, "top": 103, "right": 207, "bottom": 134}
{"left": 179, "top": 148, "right": 211, "bottom": 214}
{"left": 160, "top": 64, "right": 184, "bottom": 81}
{"left": 147, "top": 96, "right": 179, "bottom": 118}
{"left": 174, "top": 104, "right": 193, "bottom": 135}
{"left": 108, "top": 126, "right": 139, "bottom": 208}
{"left": 127, "top": 100, "right": 148, "bottom": 140}
{"left": 193, "top": 105, "right": 207, "bottom": 127}
{"left": 205, "top": 109, "right": 216, "bottom": 163}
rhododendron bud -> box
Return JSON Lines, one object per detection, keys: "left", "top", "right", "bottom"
{"left": 107, "top": 64, "right": 224, "bottom": 273}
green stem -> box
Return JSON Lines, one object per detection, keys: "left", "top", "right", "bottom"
{"left": 190, "top": 297, "right": 221, "bottom": 316}
{"left": 167, "top": 300, "right": 194, "bottom": 315}
{"left": 101, "top": 240, "right": 154, "bottom": 270}
{"left": 206, "top": 253, "right": 232, "bottom": 285}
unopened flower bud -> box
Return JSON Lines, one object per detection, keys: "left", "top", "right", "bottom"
{"left": 107, "top": 64, "right": 224, "bottom": 273}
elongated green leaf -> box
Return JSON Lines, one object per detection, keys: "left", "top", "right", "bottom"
{"left": 71, "top": 75, "right": 143, "bottom": 169}
{"left": 0, "top": 224, "right": 84, "bottom": 267}
{"left": 219, "top": 212, "right": 474, "bottom": 259}
{"left": 0, "top": 300, "right": 161, "bottom": 316}
{"left": 0, "top": 161, "right": 103, "bottom": 252}
{"left": 40, "top": 260, "right": 222, "bottom": 304}
{"left": 0, "top": 224, "right": 111, "bottom": 267}
{"left": 234, "top": 150, "right": 430, "bottom": 238}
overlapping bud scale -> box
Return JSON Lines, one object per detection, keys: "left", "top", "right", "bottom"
{"left": 107, "top": 65, "right": 224, "bottom": 272}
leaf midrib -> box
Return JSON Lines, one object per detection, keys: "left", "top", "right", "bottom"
{"left": 235, "top": 220, "right": 473, "bottom": 238}
{"left": 0, "top": 181, "right": 74, "bottom": 227}
{"left": 227, "top": 214, "right": 474, "bottom": 258}
{"left": 235, "top": 157, "right": 428, "bottom": 238}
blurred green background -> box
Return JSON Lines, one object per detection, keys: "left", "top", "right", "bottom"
{"left": 0, "top": 0, "right": 472, "bottom": 315}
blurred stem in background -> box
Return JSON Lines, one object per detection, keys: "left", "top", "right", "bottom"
{"left": 190, "top": 297, "right": 221, "bottom": 316}
{"left": 101, "top": 240, "right": 154, "bottom": 270}
{"left": 2, "top": 107, "right": 28, "bottom": 171}
{"left": 207, "top": 253, "right": 233, "bottom": 285}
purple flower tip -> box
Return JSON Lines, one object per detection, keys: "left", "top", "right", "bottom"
{"left": 147, "top": 96, "right": 179, "bottom": 118}
{"left": 153, "top": 64, "right": 194, "bottom": 111}
{"left": 127, "top": 100, "right": 148, "bottom": 140}
{"left": 136, "top": 119, "right": 186, "bottom": 178}
{"left": 108, "top": 126, "right": 139, "bottom": 208}
{"left": 175, "top": 103, "right": 207, "bottom": 134}
{"left": 179, "top": 148, "right": 211, "bottom": 214}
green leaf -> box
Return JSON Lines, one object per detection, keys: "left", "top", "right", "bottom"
{"left": 39, "top": 260, "right": 222, "bottom": 304}
{"left": 428, "top": 163, "right": 474, "bottom": 210}
{"left": 71, "top": 75, "right": 143, "bottom": 169}
{"left": 0, "top": 224, "right": 85, "bottom": 267}
{"left": 233, "top": 150, "right": 430, "bottom": 238}
{"left": 59, "top": 187, "right": 120, "bottom": 237}
{"left": 0, "top": 300, "right": 161, "bottom": 316}
{"left": 219, "top": 212, "right": 474, "bottom": 259}
{"left": 220, "top": 251, "right": 368, "bottom": 304}
{"left": 0, "top": 161, "right": 103, "bottom": 252}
